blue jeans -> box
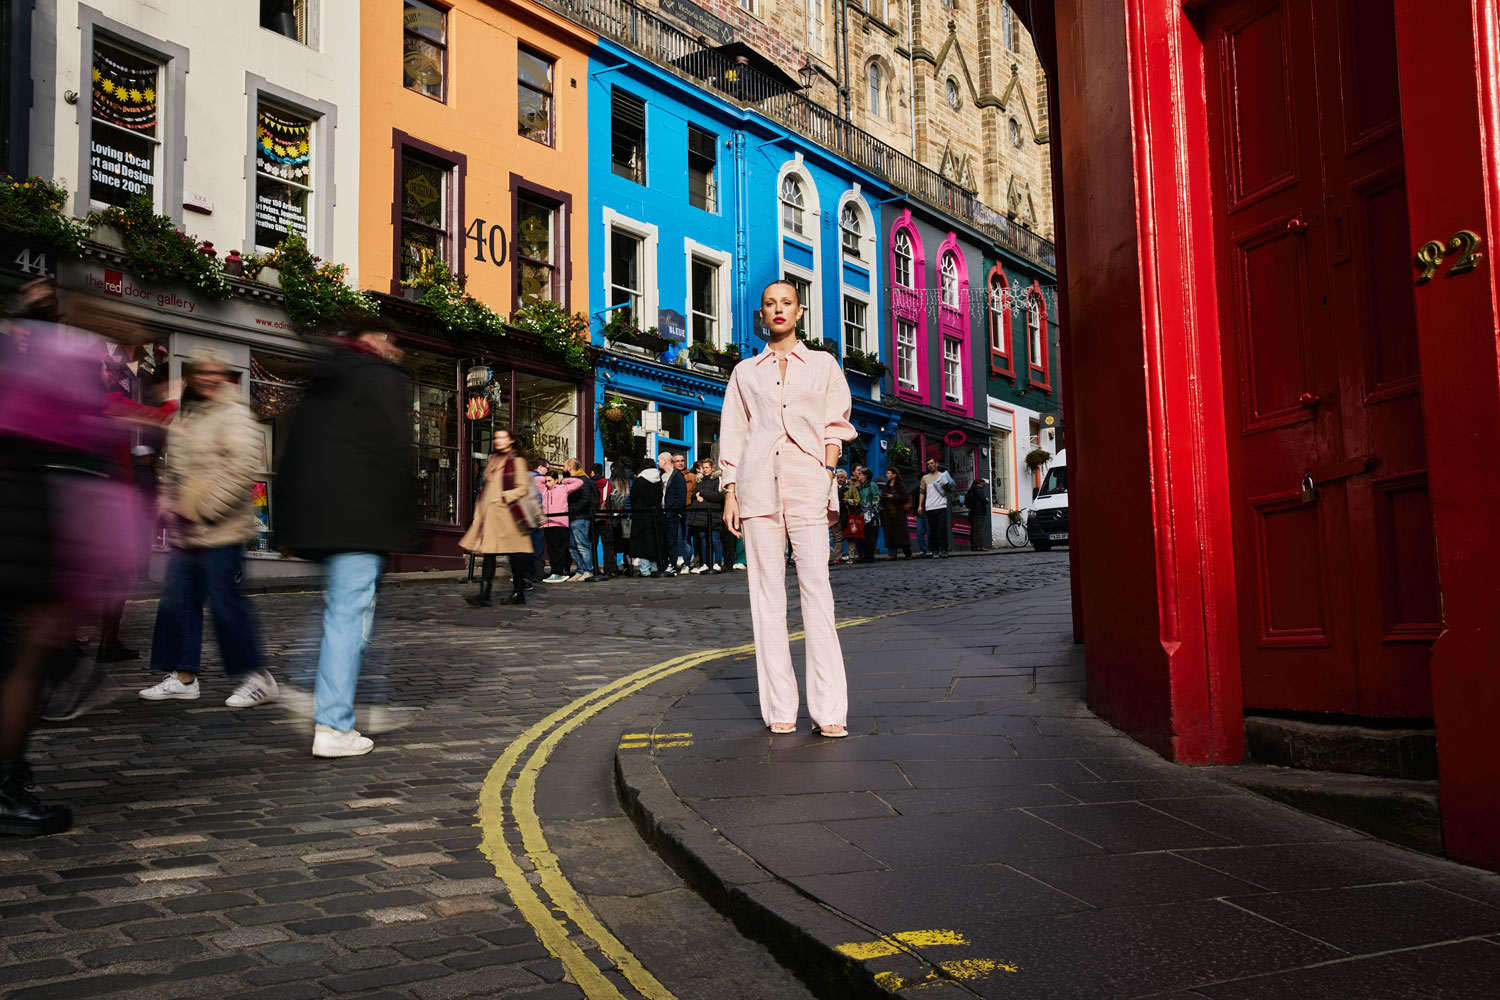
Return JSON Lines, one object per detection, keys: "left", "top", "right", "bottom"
{"left": 530, "top": 529, "right": 546, "bottom": 579}
{"left": 568, "top": 519, "right": 594, "bottom": 575}
{"left": 916, "top": 514, "right": 929, "bottom": 553}
{"left": 150, "top": 545, "right": 262, "bottom": 676}
{"left": 313, "top": 552, "right": 383, "bottom": 732}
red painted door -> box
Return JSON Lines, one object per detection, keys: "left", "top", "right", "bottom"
{"left": 1203, "top": 0, "right": 1439, "bottom": 716}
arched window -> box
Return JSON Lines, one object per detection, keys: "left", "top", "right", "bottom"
{"left": 868, "top": 62, "right": 882, "bottom": 118}
{"left": 840, "top": 203, "right": 863, "bottom": 258}
{"left": 1025, "top": 283, "right": 1051, "bottom": 392}
{"left": 1028, "top": 295, "right": 1043, "bottom": 359}
{"left": 988, "top": 266, "right": 1013, "bottom": 377}
{"left": 893, "top": 230, "right": 913, "bottom": 287}
{"left": 940, "top": 252, "right": 959, "bottom": 307}
{"left": 780, "top": 175, "right": 805, "bottom": 235}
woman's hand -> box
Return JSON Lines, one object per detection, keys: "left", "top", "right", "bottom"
{"left": 723, "top": 491, "right": 742, "bottom": 538}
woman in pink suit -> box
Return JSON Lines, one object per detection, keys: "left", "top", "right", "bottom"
{"left": 720, "top": 281, "right": 857, "bottom": 737}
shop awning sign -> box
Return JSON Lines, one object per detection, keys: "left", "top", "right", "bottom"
{"left": 945, "top": 430, "right": 968, "bottom": 447}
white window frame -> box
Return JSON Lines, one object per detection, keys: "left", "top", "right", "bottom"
{"left": 246, "top": 77, "right": 337, "bottom": 257}
{"left": 843, "top": 297, "right": 868, "bottom": 354}
{"left": 777, "top": 157, "right": 822, "bottom": 342}
{"left": 1028, "top": 295, "right": 1043, "bottom": 359}
{"left": 896, "top": 318, "right": 918, "bottom": 391}
{"left": 893, "top": 229, "right": 914, "bottom": 288}
{"left": 684, "top": 238, "right": 732, "bottom": 349}
{"left": 780, "top": 174, "right": 806, "bottom": 235}
{"left": 837, "top": 188, "right": 877, "bottom": 357}
{"left": 943, "top": 336, "right": 964, "bottom": 403}
{"left": 602, "top": 207, "right": 659, "bottom": 332}
{"left": 940, "top": 251, "right": 960, "bottom": 307}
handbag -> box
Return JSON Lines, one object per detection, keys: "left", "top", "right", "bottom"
{"left": 845, "top": 515, "right": 866, "bottom": 540}
{"left": 507, "top": 459, "right": 546, "bottom": 529}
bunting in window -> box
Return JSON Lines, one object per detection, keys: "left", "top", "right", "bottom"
{"left": 256, "top": 109, "right": 312, "bottom": 185}
{"left": 91, "top": 46, "right": 158, "bottom": 132}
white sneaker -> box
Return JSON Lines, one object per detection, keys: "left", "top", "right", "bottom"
{"left": 225, "top": 669, "right": 279, "bottom": 709}
{"left": 138, "top": 674, "right": 200, "bottom": 701}
{"left": 312, "top": 725, "right": 374, "bottom": 758}
{"left": 543, "top": 574, "right": 568, "bottom": 584}
{"left": 691, "top": 565, "right": 710, "bottom": 574}
{"left": 732, "top": 562, "right": 747, "bottom": 571}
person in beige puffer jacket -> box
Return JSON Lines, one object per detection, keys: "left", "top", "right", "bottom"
{"left": 138, "top": 349, "right": 275, "bottom": 709}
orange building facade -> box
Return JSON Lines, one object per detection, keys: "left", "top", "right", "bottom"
{"left": 360, "top": 0, "right": 595, "bottom": 567}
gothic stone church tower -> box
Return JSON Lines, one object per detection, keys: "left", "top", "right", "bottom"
{"left": 634, "top": 0, "right": 1053, "bottom": 239}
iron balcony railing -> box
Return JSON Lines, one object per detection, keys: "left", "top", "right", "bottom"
{"left": 550, "top": 0, "right": 1057, "bottom": 271}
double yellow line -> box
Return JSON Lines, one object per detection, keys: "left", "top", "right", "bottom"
{"left": 475, "top": 641, "right": 753, "bottom": 1000}
{"left": 475, "top": 614, "right": 892, "bottom": 999}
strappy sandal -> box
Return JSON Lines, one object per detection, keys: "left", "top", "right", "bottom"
{"left": 815, "top": 724, "right": 848, "bottom": 738}
{"left": 768, "top": 722, "right": 797, "bottom": 734}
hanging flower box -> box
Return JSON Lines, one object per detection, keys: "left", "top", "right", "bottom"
{"left": 802, "top": 337, "right": 839, "bottom": 356}
{"left": 690, "top": 342, "right": 741, "bottom": 373}
{"left": 844, "top": 348, "right": 889, "bottom": 379}
{"left": 604, "top": 318, "right": 670, "bottom": 356}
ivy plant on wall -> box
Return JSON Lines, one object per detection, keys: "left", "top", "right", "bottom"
{"left": 510, "top": 298, "right": 591, "bottom": 371}
{"left": 0, "top": 175, "right": 89, "bottom": 253}
{"left": 246, "top": 235, "right": 374, "bottom": 330}
{"left": 401, "top": 259, "right": 507, "bottom": 338}
{"left": 88, "top": 197, "right": 231, "bottom": 299}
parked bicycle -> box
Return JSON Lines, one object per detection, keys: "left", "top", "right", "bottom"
{"left": 1005, "top": 508, "right": 1030, "bottom": 548}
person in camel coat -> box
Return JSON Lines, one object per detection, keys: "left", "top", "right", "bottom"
{"left": 460, "top": 428, "right": 535, "bottom": 606}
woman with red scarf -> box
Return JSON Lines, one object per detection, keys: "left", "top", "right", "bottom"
{"left": 459, "top": 428, "right": 535, "bottom": 606}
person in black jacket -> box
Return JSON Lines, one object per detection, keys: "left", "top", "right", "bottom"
{"left": 629, "top": 464, "right": 667, "bottom": 575}
{"left": 562, "top": 459, "right": 596, "bottom": 581}
{"left": 687, "top": 458, "right": 724, "bottom": 573}
{"left": 659, "top": 453, "right": 687, "bottom": 574}
{"left": 274, "top": 317, "right": 416, "bottom": 758}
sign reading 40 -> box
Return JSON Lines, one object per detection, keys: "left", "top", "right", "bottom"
{"left": 466, "top": 219, "right": 508, "bottom": 267}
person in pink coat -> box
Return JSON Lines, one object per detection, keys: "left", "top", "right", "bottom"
{"left": 539, "top": 466, "right": 583, "bottom": 583}
{"left": 720, "top": 280, "right": 857, "bottom": 737}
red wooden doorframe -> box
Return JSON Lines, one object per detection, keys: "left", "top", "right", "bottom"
{"left": 1390, "top": 0, "right": 1500, "bottom": 871}
{"left": 1041, "top": 0, "right": 1500, "bottom": 869}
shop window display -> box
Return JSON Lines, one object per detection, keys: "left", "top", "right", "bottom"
{"left": 515, "top": 372, "right": 577, "bottom": 469}
{"left": 406, "top": 351, "right": 459, "bottom": 524}
{"left": 247, "top": 352, "right": 311, "bottom": 552}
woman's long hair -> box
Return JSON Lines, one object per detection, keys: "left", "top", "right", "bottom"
{"left": 884, "top": 468, "right": 906, "bottom": 492}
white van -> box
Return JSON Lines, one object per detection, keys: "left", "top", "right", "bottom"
{"left": 1026, "top": 449, "right": 1068, "bottom": 551}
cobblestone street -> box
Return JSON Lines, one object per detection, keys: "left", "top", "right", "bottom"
{"left": 2, "top": 552, "right": 1069, "bottom": 999}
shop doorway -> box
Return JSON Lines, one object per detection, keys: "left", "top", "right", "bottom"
{"left": 1201, "top": 0, "right": 1437, "bottom": 717}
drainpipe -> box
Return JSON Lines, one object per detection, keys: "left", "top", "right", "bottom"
{"left": 733, "top": 129, "right": 750, "bottom": 348}
{"left": 840, "top": 0, "right": 852, "bottom": 121}
{"left": 906, "top": 0, "right": 917, "bottom": 157}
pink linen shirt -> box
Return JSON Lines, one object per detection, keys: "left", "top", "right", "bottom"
{"left": 719, "top": 340, "right": 856, "bottom": 519}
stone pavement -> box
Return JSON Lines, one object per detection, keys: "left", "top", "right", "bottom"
{"left": 617, "top": 583, "right": 1500, "bottom": 999}
{"left": 0, "top": 549, "right": 1067, "bottom": 999}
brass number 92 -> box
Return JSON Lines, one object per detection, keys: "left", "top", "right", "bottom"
{"left": 1414, "top": 230, "right": 1484, "bottom": 284}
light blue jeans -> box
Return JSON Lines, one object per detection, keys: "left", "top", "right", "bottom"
{"left": 313, "top": 552, "right": 383, "bottom": 732}
{"left": 568, "top": 518, "right": 594, "bottom": 575}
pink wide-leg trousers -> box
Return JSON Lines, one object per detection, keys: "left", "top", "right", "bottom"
{"left": 742, "top": 509, "right": 848, "bottom": 729}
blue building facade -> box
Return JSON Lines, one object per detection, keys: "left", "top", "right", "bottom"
{"left": 586, "top": 39, "right": 899, "bottom": 475}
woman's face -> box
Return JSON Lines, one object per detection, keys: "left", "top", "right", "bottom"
{"left": 759, "top": 283, "right": 803, "bottom": 338}
{"left": 885, "top": 468, "right": 895, "bottom": 483}
{"left": 188, "top": 363, "right": 234, "bottom": 400}
{"left": 857, "top": 469, "right": 871, "bottom": 484}
{"left": 494, "top": 430, "right": 513, "bottom": 452}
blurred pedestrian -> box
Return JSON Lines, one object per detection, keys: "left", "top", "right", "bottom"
{"left": 880, "top": 467, "right": 913, "bottom": 559}
{"left": 721, "top": 280, "right": 856, "bottom": 738}
{"left": 274, "top": 317, "right": 417, "bottom": 758}
{"left": 1, "top": 283, "right": 149, "bottom": 834}
{"left": 138, "top": 348, "right": 272, "bottom": 708}
{"left": 630, "top": 462, "right": 667, "bottom": 576}
{"left": 459, "top": 428, "right": 534, "bottom": 606}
